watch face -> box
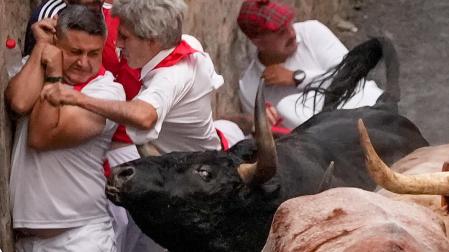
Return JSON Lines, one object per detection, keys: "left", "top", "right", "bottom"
{"left": 294, "top": 70, "right": 306, "bottom": 82}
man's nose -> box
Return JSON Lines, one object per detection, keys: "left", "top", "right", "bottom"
{"left": 76, "top": 55, "right": 89, "bottom": 67}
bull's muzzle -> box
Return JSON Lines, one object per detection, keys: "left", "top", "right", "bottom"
{"left": 106, "top": 165, "right": 136, "bottom": 204}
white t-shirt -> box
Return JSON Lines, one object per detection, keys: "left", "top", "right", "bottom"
{"left": 10, "top": 71, "right": 125, "bottom": 229}
{"left": 239, "top": 20, "right": 383, "bottom": 127}
{"left": 126, "top": 47, "right": 223, "bottom": 154}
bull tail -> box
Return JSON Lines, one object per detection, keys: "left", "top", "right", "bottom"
{"left": 372, "top": 37, "right": 400, "bottom": 109}
{"left": 302, "top": 37, "right": 399, "bottom": 111}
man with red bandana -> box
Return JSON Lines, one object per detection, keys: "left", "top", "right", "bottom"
{"left": 5, "top": 5, "right": 124, "bottom": 251}
{"left": 237, "top": 0, "right": 383, "bottom": 129}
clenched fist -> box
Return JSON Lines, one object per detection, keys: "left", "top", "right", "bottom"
{"left": 262, "top": 64, "right": 295, "bottom": 86}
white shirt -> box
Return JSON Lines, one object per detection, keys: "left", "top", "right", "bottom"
{"left": 10, "top": 71, "right": 126, "bottom": 229}
{"left": 239, "top": 20, "right": 383, "bottom": 127}
{"left": 126, "top": 45, "right": 223, "bottom": 154}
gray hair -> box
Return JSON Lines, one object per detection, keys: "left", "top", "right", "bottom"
{"left": 112, "top": 0, "right": 187, "bottom": 49}
{"left": 56, "top": 5, "right": 107, "bottom": 38}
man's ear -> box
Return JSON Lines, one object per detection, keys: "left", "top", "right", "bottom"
{"left": 53, "top": 34, "right": 61, "bottom": 46}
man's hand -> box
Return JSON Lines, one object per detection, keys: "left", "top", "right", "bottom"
{"left": 262, "top": 64, "right": 295, "bottom": 86}
{"left": 41, "top": 44, "right": 63, "bottom": 77}
{"left": 32, "top": 18, "right": 58, "bottom": 45}
{"left": 41, "top": 84, "right": 83, "bottom": 107}
{"left": 265, "top": 102, "right": 282, "bottom": 127}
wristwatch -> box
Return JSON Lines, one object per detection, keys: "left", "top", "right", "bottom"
{"left": 293, "top": 69, "right": 306, "bottom": 87}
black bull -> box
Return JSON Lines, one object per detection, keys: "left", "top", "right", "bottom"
{"left": 106, "top": 38, "right": 428, "bottom": 252}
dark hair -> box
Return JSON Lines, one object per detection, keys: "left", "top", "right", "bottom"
{"left": 56, "top": 4, "right": 106, "bottom": 38}
{"left": 67, "top": 0, "right": 104, "bottom": 11}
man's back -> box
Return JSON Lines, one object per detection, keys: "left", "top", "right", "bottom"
{"left": 128, "top": 50, "right": 222, "bottom": 153}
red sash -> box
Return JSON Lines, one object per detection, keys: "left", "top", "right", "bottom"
{"left": 102, "top": 6, "right": 121, "bottom": 75}
{"left": 216, "top": 129, "right": 230, "bottom": 151}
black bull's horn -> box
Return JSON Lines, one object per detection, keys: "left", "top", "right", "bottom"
{"left": 358, "top": 119, "right": 449, "bottom": 195}
{"left": 238, "top": 79, "right": 278, "bottom": 185}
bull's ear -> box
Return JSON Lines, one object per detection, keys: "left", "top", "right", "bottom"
{"left": 228, "top": 139, "right": 257, "bottom": 163}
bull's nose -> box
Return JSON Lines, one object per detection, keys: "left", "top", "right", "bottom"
{"left": 116, "top": 166, "right": 136, "bottom": 182}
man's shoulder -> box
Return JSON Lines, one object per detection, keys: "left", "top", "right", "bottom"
{"left": 83, "top": 71, "right": 126, "bottom": 101}
{"left": 148, "top": 58, "right": 192, "bottom": 81}
{"left": 293, "top": 20, "right": 327, "bottom": 32}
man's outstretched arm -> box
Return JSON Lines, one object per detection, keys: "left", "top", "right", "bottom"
{"left": 28, "top": 97, "right": 107, "bottom": 150}
{"left": 41, "top": 84, "right": 158, "bottom": 130}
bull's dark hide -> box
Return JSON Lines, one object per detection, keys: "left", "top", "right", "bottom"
{"left": 107, "top": 38, "right": 429, "bottom": 252}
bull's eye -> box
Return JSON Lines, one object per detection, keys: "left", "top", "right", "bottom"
{"left": 199, "top": 170, "right": 209, "bottom": 179}
{"left": 193, "top": 165, "right": 212, "bottom": 181}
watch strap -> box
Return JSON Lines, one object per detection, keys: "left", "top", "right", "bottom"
{"left": 45, "top": 76, "right": 64, "bottom": 83}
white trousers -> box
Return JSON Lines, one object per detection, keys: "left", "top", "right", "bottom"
{"left": 16, "top": 221, "right": 115, "bottom": 252}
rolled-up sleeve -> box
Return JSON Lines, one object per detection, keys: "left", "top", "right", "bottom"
{"left": 300, "top": 21, "right": 348, "bottom": 70}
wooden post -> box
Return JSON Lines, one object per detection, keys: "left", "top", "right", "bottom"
{"left": 1, "top": 1, "right": 32, "bottom": 251}
{"left": 0, "top": 113, "right": 13, "bottom": 252}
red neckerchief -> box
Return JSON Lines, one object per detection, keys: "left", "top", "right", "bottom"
{"left": 154, "top": 40, "right": 197, "bottom": 69}
{"left": 111, "top": 40, "right": 198, "bottom": 144}
{"left": 73, "top": 66, "right": 106, "bottom": 91}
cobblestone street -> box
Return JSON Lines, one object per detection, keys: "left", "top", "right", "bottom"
{"left": 342, "top": 0, "right": 449, "bottom": 144}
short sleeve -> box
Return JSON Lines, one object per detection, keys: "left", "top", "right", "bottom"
{"left": 298, "top": 20, "right": 348, "bottom": 70}
{"left": 126, "top": 67, "right": 191, "bottom": 144}
{"left": 81, "top": 71, "right": 126, "bottom": 132}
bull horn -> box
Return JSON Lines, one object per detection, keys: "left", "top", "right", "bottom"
{"left": 358, "top": 119, "right": 449, "bottom": 195}
{"left": 316, "top": 161, "right": 335, "bottom": 193}
{"left": 238, "top": 79, "right": 278, "bottom": 185}
{"left": 136, "top": 143, "right": 161, "bottom": 157}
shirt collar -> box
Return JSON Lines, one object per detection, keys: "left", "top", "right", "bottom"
{"left": 102, "top": 2, "right": 112, "bottom": 9}
{"left": 140, "top": 47, "right": 176, "bottom": 80}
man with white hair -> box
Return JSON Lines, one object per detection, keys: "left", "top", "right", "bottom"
{"left": 41, "top": 0, "right": 232, "bottom": 250}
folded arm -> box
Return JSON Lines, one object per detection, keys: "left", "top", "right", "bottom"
{"left": 28, "top": 95, "right": 106, "bottom": 150}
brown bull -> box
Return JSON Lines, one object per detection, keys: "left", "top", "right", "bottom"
{"left": 358, "top": 119, "right": 449, "bottom": 234}
{"left": 358, "top": 119, "right": 449, "bottom": 195}
{"left": 263, "top": 187, "right": 449, "bottom": 252}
